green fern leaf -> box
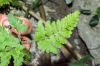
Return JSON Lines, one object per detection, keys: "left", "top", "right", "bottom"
{"left": 0, "top": 0, "right": 12, "bottom": 7}
{"left": 12, "top": 48, "right": 24, "bottom": 66}
{"left": 0, "top": 27, "right": 25, "bottom": 66}
{"left": 35, "top": 20, "right": 45, "bottom": 41}
{"left": 35, "top": 11, "right": 80, "bottom": 54}
{"left": 0, "top": 0, "right": 20, "bottom": 7}
{"left": 8, "top": 13, "right": 28, "bottom": 32}
{"left": 0, "top": 52, "right": 11, "bottom": 66}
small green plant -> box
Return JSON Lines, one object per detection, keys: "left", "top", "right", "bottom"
{"left": 89, "top": 15, "right": 99, "bottom": 27}
{"left": 0, "top": 27, "right": 25, "bottom": 66}
{"left": 89, "top": 7, "right": 100, "bottom": 27}
{"left": 0, "top": 0, "right": 20, "bottom": 8}
{"left": 35, "top": 11, "right": 80, "bottom": 54}
{"left": 0, "top": 0, "right": 12, "bottom": 7}
{"left": 8, "top": 13, "right": 28, "bottom": 32}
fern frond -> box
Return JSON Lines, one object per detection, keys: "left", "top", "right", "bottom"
{"left": 0, "top": 52, "right": 11, "bottom": 66}
{"left": 0, "top": 0, "right": 12, "bottom": 7}
{"left": 12, "top": 47, "right": 24, "bottom": 66}
{"left": 35, "top": 11, "right": 80, "bottom": 54}
{"left": 0, "top": 27, "right": 25, "bottom": 66}
{"left": 0, "top": 0, "right": 20, "bottom": 7}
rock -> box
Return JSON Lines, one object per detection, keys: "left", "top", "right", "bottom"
{"left": 74, "top": 39, "right": 80, "bottom": 45}
{"left": 42, "top": 0, "right": 69, "bottom": 20}
{"left": 73, "top": 0, "right": 100, "bottom": 64}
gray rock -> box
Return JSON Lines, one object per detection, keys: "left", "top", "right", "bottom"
{"left": 42, "top": 0, "right": 69, "bottom": 20}
{"left": 73, "top": 0, "right": 100, "bottom": 64}
{"left": 74, "top": 39, "right": 80, "bottom": 45}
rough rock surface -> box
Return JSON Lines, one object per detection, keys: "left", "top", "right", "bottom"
{"left": 73, "top": 0, "right": 100, "bottom": 64}
{"left": 42, "top": 0, "right": 69, "bottom": 20}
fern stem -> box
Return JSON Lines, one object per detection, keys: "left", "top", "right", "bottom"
{"left": 64, "top": 42, "right": 82, "bottom": 60}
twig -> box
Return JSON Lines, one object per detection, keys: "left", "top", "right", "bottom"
{"left": 63, "top": 41, "right": 82, "bottom": 60}
{"left": 39, "top": 0, "right": 46, "bottom": 21}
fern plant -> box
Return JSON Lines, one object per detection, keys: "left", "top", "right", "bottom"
{"left": 35, "top": 11, "right": 80, "bottom": 54}
{"left": 0, "top": 0, "right": 20, "bottom": 8}
{"left": 0, "top": 27, "right": 25, "bottom": 66}
{"left": 0, "top": 0, "right": 12, "bottom": 7}
{"left": 8, "top": 13, "right": 28, "bottom": 32}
